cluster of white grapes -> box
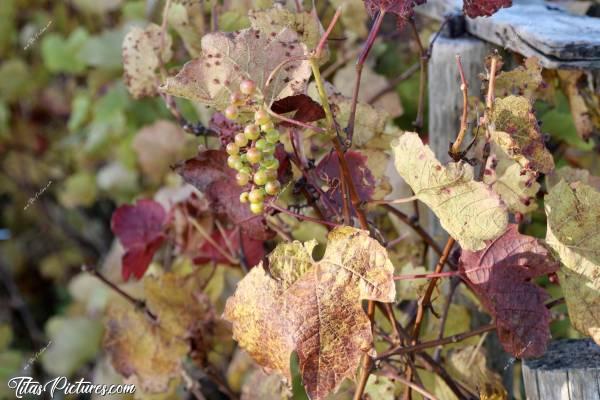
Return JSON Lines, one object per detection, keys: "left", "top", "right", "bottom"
{"left": 224, "top": 79, "right": 282, "bottom": 214}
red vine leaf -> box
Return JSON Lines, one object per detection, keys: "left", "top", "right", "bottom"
{"left": 194, "top": 227, "right": 265, "bottom": 267}
{"left": 459, "top": 224, "right": 559, "bottom": 357}
{"left": 209, "top": 112, "right": 242, "bottom": 146}
{"left": 175, "top": 150, "right": 274, "bottom": 240}
{"left": 364, "top": 0, "right": 426, "bottom": 28}
{"left": 271, "top": 94, "right": 325, "bottom": 124}
{"left": 464, "top": 0, "right": 512, "bottom": 18}
{"left": 111, "top": 199, "right": 168, "bottom": 281}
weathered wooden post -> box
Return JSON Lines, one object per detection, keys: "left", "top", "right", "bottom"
{"left": 522, "top": 339, "right": 600, "bottom": 400}
{"left": 416, "top": 0, "right": 600, "bottom": 398}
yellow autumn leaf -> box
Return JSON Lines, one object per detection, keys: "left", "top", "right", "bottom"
{"left": 545, "top": 180, "right": 600, "bottom": 344}
{"left": 122, "top": 24, "right": 172, "bottom": 99}
{"left": 104, "top": 270, "right": 215, "bottom": 393}
{"left": 223, "top": 226, "right": 396, "bottom": 400}
{"left": 483, "top": 143, "right": 540, "bottom": 214}
{"left": 491, "top": 95, "right": 555, "bottom": 174}
{"left": 392, "top": 132, "right": 508, "bottom": 251}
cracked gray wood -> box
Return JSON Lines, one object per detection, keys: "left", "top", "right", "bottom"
{"left": 522, "top": 339, "right": 600, "bottom": 399}
{"left": 417, "top": 0, "right": 600, "bottom": 69}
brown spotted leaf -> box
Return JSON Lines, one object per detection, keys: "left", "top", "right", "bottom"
{"left": 122, "top": 24, "right": 172, "bottom": 99}
{"left": 160, "top": 27, "right": 311, "bottom": 111}
{"left": 558, "top": 70, "right": 600, "bottom": 141}
{"left": 494, "top": 57, "right": 552, "bottom": 103}
{"left": 223, "top": 227, "right": 395, "bottom": 400}
{"left": 104, "top": 271, "right": 215, "bottom": 392}
{"left": 393, "top": 132, "right": 508, "bottom": 251}
{"left": 491, "top": 95, "right": 554, "bottom": 174}
{"left": 460, "top": 225, "right": 559, "bottom": 357}
{"left": 464, "top": 0, "right": 512, "bottom": 18}
{"left": 545, "top": 180, "right": 600, "bottom": 344}
{"left": 483, "top": 144, "right": 540, "bottom": 214}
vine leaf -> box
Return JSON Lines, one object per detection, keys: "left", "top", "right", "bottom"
{"left": 167, "top": 0, "right": 204, "bottom": 57}
{"left": 460, "top": 225, "right": 559, "bottom": 357}
{"left": 558, "top": 70, "right": 600, "bottom": 141}
{"left": 491, "top": 95, "right": 555, "bottom": 174}
{"left": 546, "top": 166, "right": 600, "bottom": 191}
{"left": 194, "top": 227, "right": 265, "bottom": 268}
{"left": 249, "top": 5, "right": 324, "bottom": 52}
{"left": 159, "top": 27, "right": 311, "bottom": 111}
{"left": 122, "top": 24, "right": 172, "bottom": 99}
{"left": 483, "top": 144, "right": 540, "bottom": 214}
{"left": 104, "top": 271, "right": 215, "bottom": 392}
{"left": 223, "top": 227, "right": 396, "bottom": 400}
{"left": 463, "top": 0, "right": 512, "bottom": 18}
{"left": 271, "top": 94, "right": 325, "bottom": 123}
{"left": 392, "top": 132, "right": 508, "bottom": 251}
{"left": 315, "top": 149, "right": 390, "bottom": 207}
{"left": 363, "top": 0, "right": 426, "bottom": 28}
{"left": 111, "top": 199, "right": 168, "bottom": 280}
{"left": 175, "top": 150, "right": 274, "bottom": 240}
{"left": 545, "top": 180, "right": 600, "bottom": 344}
{"left": 494, "top": 57, "right": 552, "bottom": 103}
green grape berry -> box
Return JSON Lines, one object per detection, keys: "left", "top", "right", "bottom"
{"left": 236, "top": 172, "right": 250, "bottom": 186}
{"left": 248, "top": 188, "right": 264, "bottom": 203}
{"left": 262, "top": 142, "right": 276, "bottom": 154}
{"left": 260, "top": 121, "right": 275, "bottom": 131}
{"left": 230, "top": 92, "right": 244, "bottom": 105}
{"left": 244, "top": 124, "right": 260, "bottom": 141}
{"left": 232, "top": 158, "right": 244, "bottom": 171}
{"left": 253, "top": 170, "right": 268, "bottom": 185}
{"left": 255, "top": 138, "right": 267, "bottom": 151}
{"left": 263, "top": 158, "right": 279, "bottom": 170}
{"left": 265, "top": 180, "right": 281, "bottom": 195}
{"left": 227, "top": 155, "right": 240, "bottom": 168}
{"left": 265, "top": 129, "right": 280, "bottom": 144}
{"left": 254, "top": 109, "right": 270, "bottom": 125}
{"left": 239, "top": 192, "right": 249, "bottom": 203}
{"left": 234, "top": 132, "right": 249, "bottom": 147}
{"left": 250, "top": 201, "right": 264, "bottom": 215}
{"left": 224, "top": 105, "right": 238, "bottom": 120}
{"left": 240, "top": 79, "right": 256, "bottom": 95}
{"left": 239, "top": 166, "right": 252, "bottom": 175}
{"left": 246, "top": 147, "right": 262, "bottom": 164}
{"left": 226, "top": 142, "right": 239, "bottom": 156}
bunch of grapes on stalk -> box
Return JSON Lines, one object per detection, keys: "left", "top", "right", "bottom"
{"left": 224, "top": 79, "right": 282, "bottom": 214}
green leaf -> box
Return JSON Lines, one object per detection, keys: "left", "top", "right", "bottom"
{"left": 41, "top": 28, "right": 89, "bottom": 74}
{"left": 77, "top": 28, "right": 126, "bottom": 70}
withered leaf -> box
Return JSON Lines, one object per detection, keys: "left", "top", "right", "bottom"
{"left": 491, "top": 95, "right": 555, "bottom": 174}
{"left": 104, "top": 271, "right": 215, "bottom": 392}
{"left": 494, "top": 57, "right": 552, "bottom": 103}
{"left": 249, "top": 5, "right": 323, "bottom": 51}
{"left": 460, "top": 225, "right": 559, "bottom": 357}
{"left": 175, "top": 150, "right": 274, "bottom": 240}
{"left": 167, "top": 0, "right": 204, "bottom": 57}
{"left": 483, "top": 144, "right": 540, "bottom": 214}
{"left": 392, "top": 132, "right": 508, "bottom": 251}
{"left": 160, "top": 27, "right": 311, "bottom": 111}
{"left": 545, "top": 179, "right": 600, "bottom": 344}
{"left": 122, "top": 24, "right": 172, "bottom": 99}
{"left": 558, "top": 70, "right": 600, "bottom": 141}
{"left": 224, "top": 227, "right": 395, "bottom": 399}
{"left": 271, "top": 94, "right": 325, "bottom": 123}
{"left": 464, "top": 0, "right": 512, "bottom": 18}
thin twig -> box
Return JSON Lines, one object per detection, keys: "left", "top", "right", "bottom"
{"left": 409, "top": 19, "right": 427, "bottom": 132}
{"left": 450, "top": 55, "right": 469, "bottom": 160}
{"left": 366, "top": 62, "right": 420, "bottom": 105}
{"left": 268, "top": 202, "right": 341, "bottom": 228}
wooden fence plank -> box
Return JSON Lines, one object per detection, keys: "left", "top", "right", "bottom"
{"left": 417, "top": 0, "right": 600, "bottom": 69}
